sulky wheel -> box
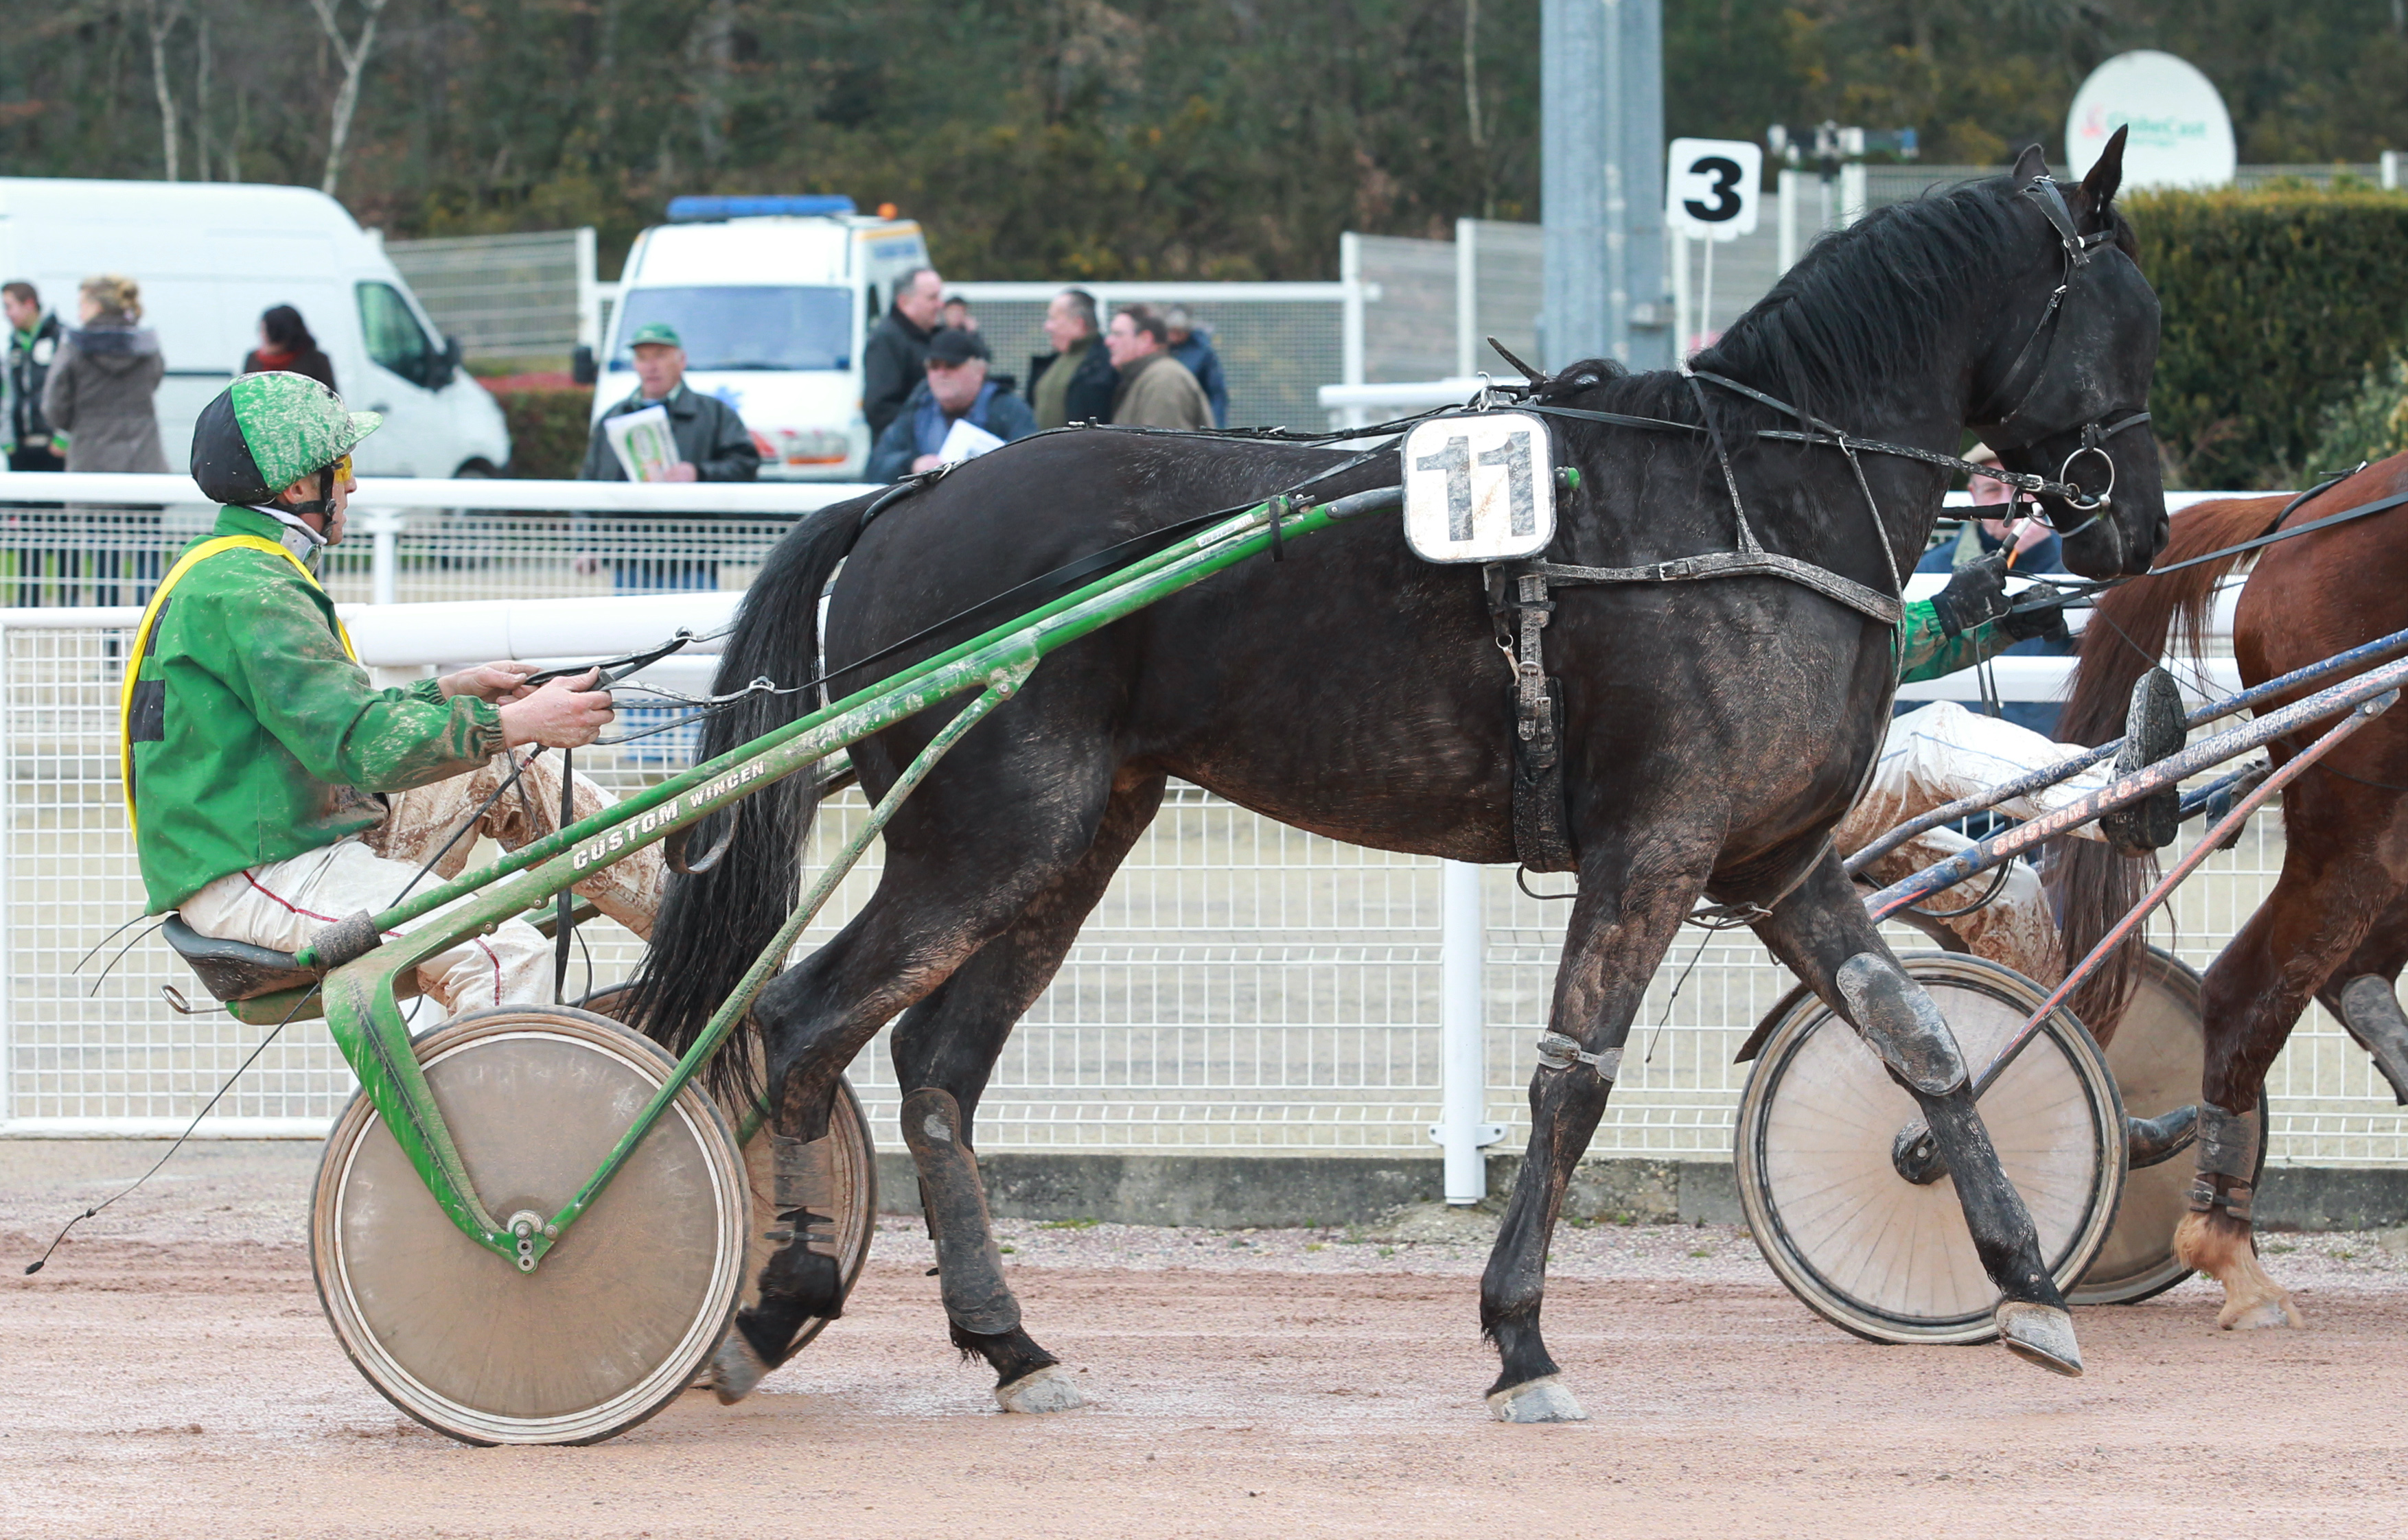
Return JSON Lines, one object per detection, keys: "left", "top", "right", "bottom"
{"left": 577, "top": 983, "right": 879, "bottom": 1368}
{"left": 2071, "top": 946, "right": 2269, "bottom": 1305}
{"left": 1735, "top": 953, "right": 2127, "bottom": 1345}
{"left": 312, "top": 1006, "right": 749, "bottom": 1445}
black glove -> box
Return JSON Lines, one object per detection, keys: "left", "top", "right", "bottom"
{"left": 1998, "top": 590, "right": 2072, "bottom": 644}
{"left": 1929, "top": 552, "right": 2011, "bottom": 638}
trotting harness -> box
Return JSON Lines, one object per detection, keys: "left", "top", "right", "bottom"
{"left": 1483, "top": 173, "right": 2149, "bottom": 877}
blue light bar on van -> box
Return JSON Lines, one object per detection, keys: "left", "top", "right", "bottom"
{"left": 666, "top": 194, "right": 858, "bottom": 222}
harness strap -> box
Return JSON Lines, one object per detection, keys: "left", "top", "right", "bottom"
{"left": 1522, "top": 552, "right": 1903, "bottom": 627}
{"left": 119, "top": 535, "right": 356, "bottom": 833}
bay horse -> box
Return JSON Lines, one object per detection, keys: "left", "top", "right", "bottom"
{"left": 631, "top": 138, "right": 2167, "bottom": 1419}
{"left": 2059, "top": 451, "right": 2408, "bottom": 1329}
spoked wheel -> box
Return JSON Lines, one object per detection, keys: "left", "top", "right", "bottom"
{"left": 2072, "top": 946, "right": 2269, "bottom": 1305}
{"left": 312, "top": 1007, "right": 749, "bottom": 1445}
{"left": 1736, "top": 953, "right": 2127, "bottom": 1345}
{"left": 578, "top": 983, "right": 879, "bottom": 1367}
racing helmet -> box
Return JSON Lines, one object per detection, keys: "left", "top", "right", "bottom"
{"left": 189, "top": 371, "right": 382, "bottom": 511}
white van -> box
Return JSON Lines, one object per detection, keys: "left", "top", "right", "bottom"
{"left": 579, "top": 196, "right": 929, "bottom": 480}
{"left": 0, "top": 177, "right": 509, "bottom": 478}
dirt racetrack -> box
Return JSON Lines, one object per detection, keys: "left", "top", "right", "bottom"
{"left": 8, "top": 1141, "right": 2408, "bottom": 1539}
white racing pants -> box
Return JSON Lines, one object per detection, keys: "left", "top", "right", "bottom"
{"left": 1834, "top": 701, "right": 2112, "bottom": 986}
{"left": 178, "top": 748, "right": 666, "bottom": 1014}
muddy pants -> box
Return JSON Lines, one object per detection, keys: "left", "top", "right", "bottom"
{"left": 1834, "top": 701, "right": 2111, "bottom": 986}
{"left": 178, "top": 749, "right": 664, "bottom": 1013}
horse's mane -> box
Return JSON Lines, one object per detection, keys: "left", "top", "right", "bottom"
{"left": 1687, "top": 176, "right": 2029, "bottom": 427}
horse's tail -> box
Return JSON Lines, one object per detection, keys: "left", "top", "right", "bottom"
{"left": 624, "top": 494, "right": 872, "bottom": 1097}
{"left": 2051, "top": 494, "right": 2288, "bottom": 1038}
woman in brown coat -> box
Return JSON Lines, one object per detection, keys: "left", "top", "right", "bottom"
{"left": 41, "top": 273, "right": 169, "bottom": 473}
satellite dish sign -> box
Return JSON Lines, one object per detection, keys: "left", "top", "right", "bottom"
{"left": 2065, "top": 50, "right": 2236, "bottom": 189}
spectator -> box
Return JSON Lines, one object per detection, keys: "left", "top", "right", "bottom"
{"left": 577, "top": 322, "right": 759, "bottom": 484}
{"left": 1162, "top": 305, "right": 1229, "bottom": 428}
{"left": 42, "top": 275, "right": 167, "bottom": 474}
{"left": 866, "top": 328, "right": 1037, "bottom": 482}
{"left": 577, "top": 320, "right": 758, "bottom": 594}
{"left": 1104, "top": 305, "right": 1212, "bottom": 430}
{"left": 4, "top": 281, "right": 65, "bottom": 472}
{"left": 940, "top": 294, "right": 978, "bottom": 334}
{"left": 1027, "top": 287, "right": 1115, "bottom": 430}
{"left": 242, "top": 304, "right": 338, "bottom": 393}
{"left": 1912, "top": 442, "right": 2073, "bottom": 738}
{"left": 863, "top": 266, "right": 945, "bottom": 439}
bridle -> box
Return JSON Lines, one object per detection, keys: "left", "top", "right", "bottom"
{"left": 1968, "top": 175, "right": 2153, "bottom": 539}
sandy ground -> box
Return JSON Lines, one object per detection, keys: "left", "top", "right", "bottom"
{"left": 8, "top": 1142, "right": 2408, "bottom": 1539}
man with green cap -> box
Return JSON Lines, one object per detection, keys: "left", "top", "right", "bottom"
{"left": 576, "top": 322, "right": 760, "bottom": 484}
{"left": 131, "top": 370, "right": 664, "bottom": 1013}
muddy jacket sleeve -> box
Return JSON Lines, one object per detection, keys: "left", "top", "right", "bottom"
{"left": 200, "top": 567, "right": 503, "bottom": 792}
{"left": 1895, "top": 599, "right": 2017, "bottom": 684}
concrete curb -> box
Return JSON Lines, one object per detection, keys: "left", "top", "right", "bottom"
{"left": 878, "top": 1152, "right": 2408, "bottom": 1232}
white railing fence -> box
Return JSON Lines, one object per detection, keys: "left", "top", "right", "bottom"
{"left": 2, "top": 480, "right": 2401, "bottom": 1203}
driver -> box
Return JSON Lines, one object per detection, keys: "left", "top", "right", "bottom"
{"left": 1848, "top": 546, "right": 2179, "bottom": 985}
{"left": 126, "top": 371, "right": 664, "bottom": 1012}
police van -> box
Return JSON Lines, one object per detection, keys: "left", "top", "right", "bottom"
{"left": 578, "top": 196, "right": 931, "bottom": 480}
{"left": 0, "top": 177, "right": 510, "bottom": 478}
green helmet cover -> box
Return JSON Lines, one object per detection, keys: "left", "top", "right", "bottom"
{"left": 189, "top": 371, "right": 382, "bottom": 504}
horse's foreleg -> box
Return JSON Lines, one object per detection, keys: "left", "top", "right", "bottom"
{"left": 888, "top": 772, "right": 1165, "bottom": 1412}
{"left": 2185, "top": 839, "right": 2402, "bottom": 1330}
{"left": 1481, "top": 833, "right": 1716, "bottom": 1423}
{"left": 1750, "top": 851, "right": 2079, "bottom": 1373}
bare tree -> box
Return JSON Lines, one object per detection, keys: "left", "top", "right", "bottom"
{"left": 306, "top": 0, "right": 391, "bottom": 196}
{"left": 144, "top": 0, "right": 189, "bottom": 180}
{"left": 1461, "top": 0, "right": 1483, "bottom": 150}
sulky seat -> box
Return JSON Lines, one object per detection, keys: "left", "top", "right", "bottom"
{"left": 160, "top": 911, "right": 322, "bottom": 1002}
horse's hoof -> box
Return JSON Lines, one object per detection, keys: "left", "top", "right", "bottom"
{"left": 1486, "top": 1375, "right": 1589, "bottom": 1423}
{"left": 995, "top": 1364, "right": 1086, "bottom": 1413}
{"left": 710, "top": 1333, "right": 770, "bottom": 1405}
{"left": 2220, "top": 1294, "right": 2306, "bottom": 1331}
{"left": 1996, "top": 1301, "right": 2083, "bottom": 1377}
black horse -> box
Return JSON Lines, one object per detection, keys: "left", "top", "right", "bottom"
{"left": 632, "top": 136, "right": 2166, "bottom": 1419}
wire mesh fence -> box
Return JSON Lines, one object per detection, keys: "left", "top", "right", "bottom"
{"left": 4, "top": 607, "right": 2403, "bottom": 1167}
{"left": 384, "top": 229, "right": 593, "bottom": 360}
{"left": 0, "top": 503, "right": 796, "bottom": 608}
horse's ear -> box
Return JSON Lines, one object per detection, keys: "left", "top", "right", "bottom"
{"left": 2011, "top": 143, "right": 2050, "bottom": 186}
{"left": 2079, "top": 125, "right": 2128, "bottom": 211}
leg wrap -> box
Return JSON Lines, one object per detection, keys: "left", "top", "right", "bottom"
{"left": 734, "top": 1132, "right": 846, "bottom": 1366}
{"left": 2188, "top": 1101, "right": 2261, "bottom": 1224}
{"left": 1834, "top": 953, "right": 1969, "bottom": 1095}
{"left": 900, "top": 1087, "right": 1022, "bottom": 1337}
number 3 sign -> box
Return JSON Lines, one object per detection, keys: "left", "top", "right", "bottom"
{"left": 1665, "top": 137, "right": 1763, "bottom": 240}
{"left": 1400, "top": 412, "right": 1557, "bottom": 563}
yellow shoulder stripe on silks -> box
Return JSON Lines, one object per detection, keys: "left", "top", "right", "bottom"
{"left": 118, "top": 535, "right": 358, "bottom": 832}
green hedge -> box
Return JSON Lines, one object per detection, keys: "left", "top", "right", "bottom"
{"left": 2129, "top": 187, "right": 2408, "bottom": 489}
{"left": 490, "top": 386, "right": 594, "bottom": 480}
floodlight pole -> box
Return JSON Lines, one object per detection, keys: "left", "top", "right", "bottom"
{"left": 1541, "top": 0, "right": 1669, "bottom": 373}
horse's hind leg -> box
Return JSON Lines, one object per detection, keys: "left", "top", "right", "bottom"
{"left": 1481, "top": 826, "right": 1720, "bottom": 1422}
{"left": 712, "top": 736, "right": 1125, "bottom": 1399}
{"left": 1750, "top": 851, "right": 2081, "bottom": 1373}
{"left": 889, "top": 771, "right": 1167, "bottom": 1412}
{"left": 2181, "top": 834, "right": 2403, "bottom": 1330}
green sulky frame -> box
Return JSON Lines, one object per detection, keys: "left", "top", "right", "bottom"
{"left": 273, "top": 485, "right": 1402, "bottom": 1273}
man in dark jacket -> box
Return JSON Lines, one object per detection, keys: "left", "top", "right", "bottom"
{"left": 1163, "top": 306, "right": 1230, "bottom": 428}
{"left": 1026, "top": 288, "right": 1117, "bottom": 429}
{"left": 578, "top": 322, "right": 758, "bottom": 590}
{"left": 3, "top": 281, "right": 65, "bottom": 471}
{"left": 861, "top": 266, "right": 945, "bottom": 440}
{"left": 866, "top": 329, "right": 1038, "bottom": 481}
{"left": 577, "top": 323, "right": 760, "bottom": 483}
